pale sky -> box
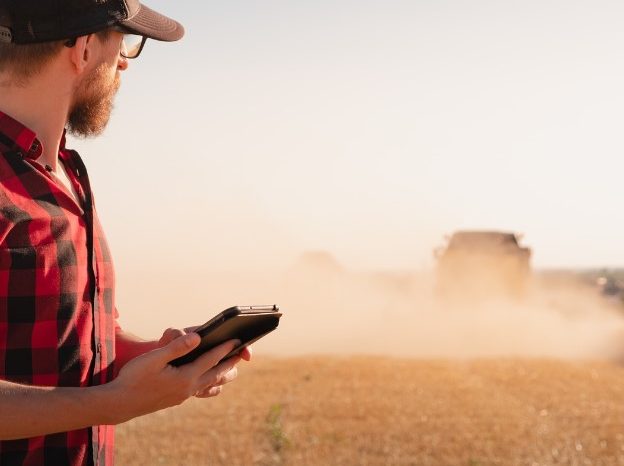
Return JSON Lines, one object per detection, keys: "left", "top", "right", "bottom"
{"left": 70, "top": 0, "right": 624, "bottom": 279}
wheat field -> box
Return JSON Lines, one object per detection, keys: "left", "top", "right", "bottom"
{"left": 115, "top": 356, "right": 624, "bottom": 466}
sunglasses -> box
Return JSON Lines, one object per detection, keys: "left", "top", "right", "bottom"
{"left": 64, "top": 27, "right": 147, "bottom": 59}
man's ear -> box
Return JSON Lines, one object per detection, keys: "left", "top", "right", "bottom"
{"left": 68, "top": 34, "right": 97, "bottom": 75}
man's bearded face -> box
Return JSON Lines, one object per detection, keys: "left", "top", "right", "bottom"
{"left": 67, "top": 63, "right": 120, "bottom": 138}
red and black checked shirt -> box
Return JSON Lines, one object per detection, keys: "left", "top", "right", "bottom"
{"left": 0, "top": 111, "right": 119, "bottom": 466}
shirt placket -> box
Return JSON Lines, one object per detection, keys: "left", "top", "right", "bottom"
{"left": 65, "top": 150, "right": 104, "bottom": 466}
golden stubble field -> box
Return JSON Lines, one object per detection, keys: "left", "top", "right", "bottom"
{"left": 116, "top": 263, "right": 624, "bottom": 465}
{"left": 115, "top": 356, "right": 624, "bottom": 466}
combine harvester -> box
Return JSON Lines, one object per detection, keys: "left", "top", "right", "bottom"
{"left": 434, "top": 230, "right": 532, "bottom": 303}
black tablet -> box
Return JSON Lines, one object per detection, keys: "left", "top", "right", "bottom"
{"left": 169, "top": 305, "right": 282, "bottom": 367}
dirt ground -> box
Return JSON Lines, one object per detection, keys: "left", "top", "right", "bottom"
{"left": 115, "top": 356, "right": 624, "bottom": 466}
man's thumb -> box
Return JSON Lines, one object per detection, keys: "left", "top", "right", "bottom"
{"left": 158, "top": 333, "right": 200, "bottom": 363}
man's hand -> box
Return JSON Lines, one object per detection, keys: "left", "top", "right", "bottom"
{"left": 156, "top": 327, "right": 251, "bottom": 398}
{"left": 109, "top": 333, "right": 250, "bottom": 423}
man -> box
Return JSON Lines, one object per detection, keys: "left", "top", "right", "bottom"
{"left": 0, "top": 1, "right": 252, "bottom": 465}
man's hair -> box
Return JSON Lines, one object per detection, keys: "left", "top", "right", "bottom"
{"left": 0, "top": 41, "right": 65, "bottom": 83}
{"left": 0, "top": 29, "right": 113, "bottom": 84}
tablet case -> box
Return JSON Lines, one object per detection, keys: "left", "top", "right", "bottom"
{"left": 169, "top": 305, "right": 282, "bottom": 367}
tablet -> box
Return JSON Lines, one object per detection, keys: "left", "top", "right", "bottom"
{"left": 169, "top": 305, "right": 282, "bottom": 367}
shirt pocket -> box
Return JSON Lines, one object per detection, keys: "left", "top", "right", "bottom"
{"left": 0, "top": 242, "right": 87, "bottom": 313}
{"left": 0, "top": 243, "right": 57, "bottom": 299}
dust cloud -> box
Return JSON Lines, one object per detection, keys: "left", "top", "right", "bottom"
{"left": 118, "top": 251, "right": 624, "bottom": 361}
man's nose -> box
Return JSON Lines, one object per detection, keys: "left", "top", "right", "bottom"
{"left": 117, "top": 39, "right": 129, "bottom": 71}
{"left": 118, "top": 55, "right": 129, "bottom": 71}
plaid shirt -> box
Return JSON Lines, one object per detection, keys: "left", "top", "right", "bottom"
{"left": 0, "top": 111, "right": 118, "bottom": 466}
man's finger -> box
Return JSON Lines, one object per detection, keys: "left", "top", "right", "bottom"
{"left": 163, "top": 328, "right": 185, "bottom": 339}
{"left": 187, "top": 339, "right": 240, "bottom": 375}
{"left": 196, "top": 354, "right": 241, "bottom": 388}
{"left": 195, "top": 386, "right": 222, "bottom": 398}
{"left": 197, "top": 366, "right": 238, "bottom": 390}
{"left": 154, "top": 333, "right": 200, "bottom": 364}
{"left": 240, "top": 345, "right": 252, "bottom": 361}
{"left": 159, "top": 327, "right": 185, "bottom": 346}
{"left": 216, "top": 366, "right": 238, "bottom": 386}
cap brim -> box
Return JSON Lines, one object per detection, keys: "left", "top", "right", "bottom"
{"left": 120, "top": 3, "right": 184, "bottom": 42}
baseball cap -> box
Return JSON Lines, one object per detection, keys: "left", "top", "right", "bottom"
{"left": 0, "top": 0, "right": 184, "bottom": 45}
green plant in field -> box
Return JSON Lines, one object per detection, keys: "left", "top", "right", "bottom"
{"left": 266, "top": 403, "right": 290, "bottom": 453}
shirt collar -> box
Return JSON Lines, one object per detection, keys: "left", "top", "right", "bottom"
{"left": 0, "top": 110, "right": 67, "bottom": 160}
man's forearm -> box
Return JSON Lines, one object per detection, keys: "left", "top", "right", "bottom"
{"left": 0, "top": 331, "right": 246, "bottom": 442}
{"left": 0, "top": 380, "right": 120, "bottom": 440}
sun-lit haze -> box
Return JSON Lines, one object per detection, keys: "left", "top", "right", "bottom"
{"left": 66, "top": 0, "right": 624, "bottom": 345}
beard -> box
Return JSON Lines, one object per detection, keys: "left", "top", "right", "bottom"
{"left": 67, "top": 63, "right": 121, "bottom": 138}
